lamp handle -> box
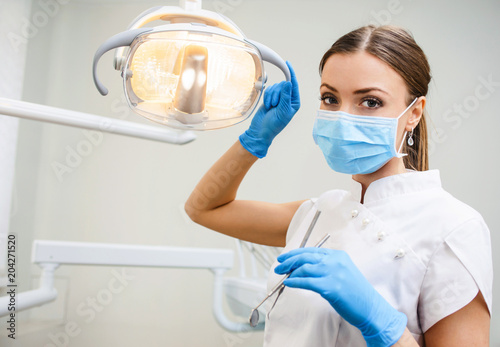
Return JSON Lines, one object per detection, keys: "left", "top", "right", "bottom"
{"left": 248, "top": 40, "right": 291, "bottom": 82}
{"left": 92, "top": 28, "right": 151, "bottom": 96}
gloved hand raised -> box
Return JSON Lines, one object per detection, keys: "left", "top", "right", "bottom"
{"left": 275, "top": 248, "right": 407, "bottom": 347}
{"left": 239, "top": 61, "right": 300, "bottom": 158}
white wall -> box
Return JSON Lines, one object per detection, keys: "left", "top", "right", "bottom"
{"left": 1, "top": 0, "right": 499, "bottom": 346}
{"left": 0, "top": 0, "right": 30, "bottom": 287}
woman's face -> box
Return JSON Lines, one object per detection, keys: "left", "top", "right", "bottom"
{"left": 320, "top": 51, "right": 416, "bottom": 147}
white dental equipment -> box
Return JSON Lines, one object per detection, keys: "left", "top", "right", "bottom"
{"left": 92, "top": 0, "right": 290, "bottom": 130}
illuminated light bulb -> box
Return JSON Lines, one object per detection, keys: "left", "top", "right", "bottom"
{"left": 130, "top": 40, "right": 180, "bottom": 102}
{"left": 173, "top": 44, "right": 208, "bottom": 124}
{"left": 122, "top": 31, "right": 264, "bottom": 129}
{"left": 204, "top": 43, "right": 256, "bottom": 113}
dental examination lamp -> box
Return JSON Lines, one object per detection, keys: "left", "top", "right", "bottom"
{"left": 0, "top": 0, "right": 288, "bottom": 332}
{"left": 92, "top": 0, "right": 291, "bottom": 130}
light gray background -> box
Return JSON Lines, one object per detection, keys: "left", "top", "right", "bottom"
{"left": 1, "top": 0, "right": 499, "bottom": 346}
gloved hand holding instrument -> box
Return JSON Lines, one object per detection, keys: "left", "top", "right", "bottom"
{"left": 275, "top": 248, "right": 408, "bottom": 347}
{"left": 239, "top": 61, "right": 300, "bottom": 158}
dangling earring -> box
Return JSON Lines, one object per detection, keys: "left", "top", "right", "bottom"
{"left": 407, "top": 129, "right": 414, "bottom": 146}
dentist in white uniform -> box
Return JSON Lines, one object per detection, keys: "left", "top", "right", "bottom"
{"left": 185, "top": 25, "right": 492, "bottom": 347}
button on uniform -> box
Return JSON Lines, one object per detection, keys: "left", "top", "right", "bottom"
{"left": 395, "top": 248, "right": 406, "bottom": 258}
{"left": 377, "top": 231, "right": 386, "bottom": 241}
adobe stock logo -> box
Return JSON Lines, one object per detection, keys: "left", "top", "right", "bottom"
{"left": 51, "top": 96, "right": 131, "bottom": 182}
{"left": 185, "top": 142, "right": 258, "bottom": 213}
{"left": 368, "top": 0, "right": 410, "bottom": 26}
{"left": 211, "top": 0, "right": 243, "bottom": 14}
{"left": 43, "top": 269, "right": 135, "bottom": 347}
{"left": 441, "top": 75, "right": 499, "bottom": 130}
{"left": 51, "top": 130, "right": 103, "bottom": 181}
{"left": 8, "top": 0, "right": 71, "bottom": 53}
{"left": 429, "top": 74, "right": 500, "bottom": 155}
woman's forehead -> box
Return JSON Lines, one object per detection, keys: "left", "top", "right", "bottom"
{"left": 321, "top": 51, "right": 407, "bottom": 97}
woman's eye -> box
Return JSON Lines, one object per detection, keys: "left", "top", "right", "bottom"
{"left": 320, "top": 95, "right": 338, "bottom": 105}
{"left": 361, "top": 98, "right": 382, "bottom": 108}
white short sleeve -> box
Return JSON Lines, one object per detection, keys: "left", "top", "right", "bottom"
{"left": 418, "top": 218, "right": 493, "bottom": 332}
{"left": 285, "top": 199, "right": 317, "bottom": 244}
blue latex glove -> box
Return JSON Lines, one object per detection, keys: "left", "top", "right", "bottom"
{"left": 239, "top": 61, "right": 300, "bottom": 158}
{"left": 275, "top": 248, "right": 407, "bottom": 347}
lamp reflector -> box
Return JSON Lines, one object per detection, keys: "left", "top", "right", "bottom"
{"left": 124, "top": 30, "right": 263, "bottom": 130}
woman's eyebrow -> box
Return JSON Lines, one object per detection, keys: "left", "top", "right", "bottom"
{"left": 320, "top": 84, "right": 389, "bottom": 95}
{"left": 353, "top": 87, "right": 389, "bottom": 95}
{"left": 320, "top": 83, "right": 338, "bottom": 92}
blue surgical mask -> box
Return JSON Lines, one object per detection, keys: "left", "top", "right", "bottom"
{"left": 312, "top": 98, "right": 417, "bottom": 175}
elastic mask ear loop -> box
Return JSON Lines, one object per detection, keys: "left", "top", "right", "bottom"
{"left": 397, "top": 132, "right": 408, "bottom": 157}
{"left": 396, "top": 98, "right": 418, "bottom": 157}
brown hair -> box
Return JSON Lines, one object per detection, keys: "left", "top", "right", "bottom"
{"left": 319, "top": 25, "right": 431, "bottom": 171}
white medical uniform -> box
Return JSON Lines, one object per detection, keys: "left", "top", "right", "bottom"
{"left": 263, "top": 170, "right": 493, "bottom": 346}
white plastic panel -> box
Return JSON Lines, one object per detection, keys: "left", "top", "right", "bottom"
{"left": 32, "top": 240, "right": 233, "bottom": 269}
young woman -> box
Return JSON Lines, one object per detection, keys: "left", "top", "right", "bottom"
{"left": 185, "top": 25, "right": 492, "bottom": 346}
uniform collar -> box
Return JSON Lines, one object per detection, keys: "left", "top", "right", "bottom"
{"left": 350, "top": 169, "right": 442, "bottom": 204}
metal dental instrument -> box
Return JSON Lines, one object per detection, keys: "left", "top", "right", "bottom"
{"left": 298, "top": 210, "right": 322, "bottom": 248}
{"left": 248, "top": 211, "right": 328, "bottom": 328}
{"left": 248, "top": 232, "right": 330, "bottom": 328}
